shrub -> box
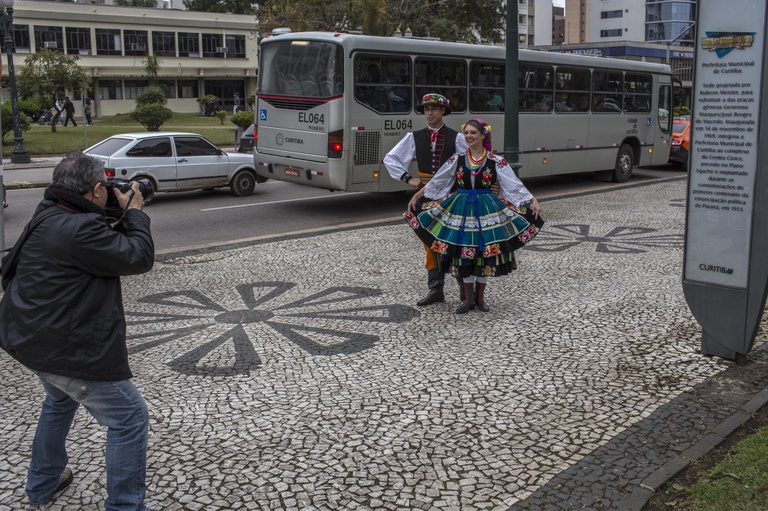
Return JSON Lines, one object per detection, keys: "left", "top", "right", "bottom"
{"left": 129, "top": 103, "right": 173, "bottom": 131}
{"left": 231, "top": 111, "right": 254, "bottom": 130}
{"left": 136, "top": 86, "right": 167, "bottom": 107}
{"left": 1, "top": 102, "right": 32, "bottom": 139}
{"left": 674, "top": 105, "right": 691, "bottom": 117}
{"left": 197, "top": 94, "right": 219, "bottom": 114}
{"left": 19, "top": 97, "right": 43, "bottom": 122}
{"left": 246, "top": 95, "right": 255, "bottom": 110}
{"left": 215, "top": 109, "right": 227, "bottom": 125}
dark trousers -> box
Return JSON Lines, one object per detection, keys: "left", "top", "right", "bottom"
{"left": 64, "top": 113, "right": 77, "bottom": 127}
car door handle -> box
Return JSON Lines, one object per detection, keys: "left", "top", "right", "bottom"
{"left": 177, "top": 158, "right": 187, "bottom": 163}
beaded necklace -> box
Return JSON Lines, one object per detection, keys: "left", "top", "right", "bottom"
{"left": 465, "top": 149, "right": 487, "bottom": 175}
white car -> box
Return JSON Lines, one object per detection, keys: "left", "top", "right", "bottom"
{"left": 85, "top": 132, "right": 265, "bottom": 200}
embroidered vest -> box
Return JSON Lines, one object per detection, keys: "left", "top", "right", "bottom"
{"left": 414, "top": 126, "right": 458, "bottom": 184}
{"left": 456, "top": 155, "right": 498, "bottom": 190}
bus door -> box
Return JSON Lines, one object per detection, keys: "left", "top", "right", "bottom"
{"left": 651, "top": 82, "right": 673, "bottom": 165}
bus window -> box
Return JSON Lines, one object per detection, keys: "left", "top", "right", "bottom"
{"left": 658, "top": 84, "right": 672, "bottom": 133}
{"left": 519, "top": 63, "right": 554, "bottom": 112}
{"left": 591, "top": 70, "right": 623, "bottom": 113}
{"left": 415, "top": 58, "right": 466, "bottom": 113}
{"left": 470, "top": 61, "right": 505, "bottom": 112}
{"left": 354, "top": 54, "right": 411, "bottom": 113}
{"left": 624, "top": 73, "right": 652, "bottom": 113}
{"left": 555, "top": 67, "right": 590, "bottom": 113}
{"left": 258, "top": 40, "right": 343, "bottom": 98}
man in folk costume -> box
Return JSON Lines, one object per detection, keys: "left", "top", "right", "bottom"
{"left": 384, "top": 93, "right": 469, "bottom": 306}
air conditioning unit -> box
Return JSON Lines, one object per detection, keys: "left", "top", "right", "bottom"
{"left": 128, "top": 43, "right": 146, "bottom": 51}
{"left": 216, "top": 46, "right": 228, "bottom": 53}
{"left": 43, "top": 41, "right": 58, "bottom": 48}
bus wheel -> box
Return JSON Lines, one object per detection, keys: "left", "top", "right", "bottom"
{"left": 612, "top": 144, "right": 634, "bottom": 183}
{"left": 230, "top": 169, "right": 257, "bottom": 197}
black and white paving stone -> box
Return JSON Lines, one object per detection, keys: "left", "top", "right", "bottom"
{"left": 2, "top": 177, "right": 767, "bottom": 510}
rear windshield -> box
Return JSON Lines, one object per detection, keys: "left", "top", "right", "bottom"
{"left": 673, "top": 122, "right": 688, "bottom": 134}
{"left": 258, "top": 40, "right": 343, "bottom": 98}
{"left": 87, "top": 137, "right": 133, "bottom": 156}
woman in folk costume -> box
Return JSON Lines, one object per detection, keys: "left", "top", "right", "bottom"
{"left": 405, "top": 118, "right": 544, "bottom": 314}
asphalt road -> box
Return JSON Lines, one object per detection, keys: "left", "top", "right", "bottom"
{"left": 1, "top": 165, "right": 686, "bottom": 254}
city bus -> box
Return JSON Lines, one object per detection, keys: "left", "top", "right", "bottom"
{"left": 253, "top": 31, "right": 673, "bottom": 192}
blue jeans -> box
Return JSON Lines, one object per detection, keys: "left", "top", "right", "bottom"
{"left": 27, "top": 372, "right": 150, "bottom": 511}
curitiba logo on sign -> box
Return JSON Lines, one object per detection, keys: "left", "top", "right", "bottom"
{"left": 699, "top": 264, "right": 734, "bottom": 274}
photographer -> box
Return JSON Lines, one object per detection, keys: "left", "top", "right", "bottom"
{"left": 0, "top": 152, "right": 154, "bottom": 510}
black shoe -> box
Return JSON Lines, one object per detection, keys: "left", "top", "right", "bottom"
{"left": 456, "top": 301, "right": 472, "bottom": 314}
{"left": 416, "top": 289, "right": 444, "bottom": 306}
{"left": 476, "top": 300, "right": 490, "bottom": 312}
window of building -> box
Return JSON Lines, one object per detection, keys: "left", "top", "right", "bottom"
{"left": 99, "top": 80, "right": 123, "bottom": 100}
{"left": 591, "top": 70, "right": 623, "bottom": 113}
{"left": 66, "top": 27, "right": 91, "bottom": 55}
{"left": 518, "top": 63, "right": 554, "bottom": 112}
{"left": 12, "top": 25, "right": 31, "bottom": 53}
{"left": 177, "top": 79, "right": 199, "bottom": 98}
{"left": 124, "top": 30, "right": 148, "bottom": 56}
{"left": 554, "top": 67, "right": 590, "bottom": 113}
{"left": 157, "top": 79, "right": 177, "bottom": 99}
{"left": 469, "top": 61, "right": 505, "bottom": 113}
{"left": 96, "top": 29, "right": 121, "bottom": 56}
{"left": 152, "top": 31, "right": 176, "bottom": 57}
{"left": 202, "top": 33, "right": 224, "bottom": 57}
{"left": 624, "top": 73, "right": 652, "bottom": 112}
{"left": 414, "top": 57, "right": 465, "bottom": 113}
{"left": 354, "top": 54, "right": 412, "bottom": 113}
{"left": 125, "top": 80, "right": 149, "bottom": 100}
{"left": 600, "top": 29, "right": 623, "bottom": 37}
{"left": 34, "top": 26, "right": 63, "bottom": 51}
{"left": 601, "top": 10, "right": 623, "bottom": 19}
{"left": 178, "top": 32, "right": 199, "bottom": 57}
{"left": 224, "top": 34, "right": 245, "bottom": 58}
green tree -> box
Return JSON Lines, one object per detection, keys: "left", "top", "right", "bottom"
{"left": 183, "top": 0, "right": 255, "bottom": 15}
{"left": 130, "top": 85, "right": 172, "bottom": 131}
{"left": 1, "top": 102, "right": 31, "bottom": 140}
{"left": 17, "top": 49, "right": 92, "bottom": 133}
{"left": 143, "top": 54, "right": 160, "bottom": 87}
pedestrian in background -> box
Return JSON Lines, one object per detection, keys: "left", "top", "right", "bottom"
{"left": 406, "top": 118, "right": 543, "bottom": 313}
{"left": 384, "top": 93, "right": 468, "bottom": 306}
{"left": 62, "top": 97, "right": 77, "bottom": 127}
{"left": 84, "top": 97, "right": 93, "bottom": 126}
{"left": 233, "top": 92, "right": 241, "bottom": 114}
{"left": 0, "top": 152, "right": 155, "bottom": 510}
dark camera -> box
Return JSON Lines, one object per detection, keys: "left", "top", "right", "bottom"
{"left": 104, "top": 178, "right": 155, "bottom": 210}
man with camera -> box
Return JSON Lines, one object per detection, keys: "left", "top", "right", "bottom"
{"left": 0, "top": 152, "right": 154, "bottom": 510}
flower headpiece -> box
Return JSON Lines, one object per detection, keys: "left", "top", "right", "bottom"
{"left": 415, "top": 93, "right": 452, "bottom": 115}
{"left": 461, "top": 118, "right": 492, "bottom": 135}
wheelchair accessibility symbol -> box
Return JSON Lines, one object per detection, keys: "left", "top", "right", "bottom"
{"left": 260, "top": 109, "right": 268, "bottom": 121}
{"left": 646, "top": 118, "right": 651, "bottom": 126}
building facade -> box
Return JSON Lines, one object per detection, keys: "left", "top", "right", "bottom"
{"left": 3, "top": 0, "right": 259, "bottom": 118}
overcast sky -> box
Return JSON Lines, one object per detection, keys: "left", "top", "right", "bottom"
{"left": 553, "top": 0, "right": 564, "bottom": 7}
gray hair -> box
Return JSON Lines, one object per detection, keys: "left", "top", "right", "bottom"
{"left": 51, "top": 152, "right": 106, "bottom": 195}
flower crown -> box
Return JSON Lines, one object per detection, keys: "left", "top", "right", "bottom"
{"left": 461, "top": 118, "right": 492, "bottom": 134}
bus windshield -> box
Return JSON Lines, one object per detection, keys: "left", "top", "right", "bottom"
{"left": 259, "top": 40, "right": 343, "bottom": 98}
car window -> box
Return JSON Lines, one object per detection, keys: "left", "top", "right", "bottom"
{"left": 174, "top": 136, "right": 220, "bottom": 157}
{"left": 126, "top": 137, "right": 172, "bottom": 157}
{"left": 86, "top": 137, "right": 133, "bottom": 156}
{"left": 673, "top": 122, "right": 688, "bottom": 134}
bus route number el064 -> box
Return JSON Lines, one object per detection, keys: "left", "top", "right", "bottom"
{"left": 384, "top": 119, "right": 413, "bottom": 131}
{"left": 299, "top": 112, "right": 324, "bottom": 124}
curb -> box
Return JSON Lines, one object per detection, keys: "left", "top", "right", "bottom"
{"left": 5, "top": 182, "right": 48, "bottom": 190}
{"left": 629, "top": 384, "right": 768, "bottom": 510}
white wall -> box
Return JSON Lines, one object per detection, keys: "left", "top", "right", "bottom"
{"left": 587, "top": 0, "right": 646, "bottom": 42}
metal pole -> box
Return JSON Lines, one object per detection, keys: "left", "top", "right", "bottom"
{"left": 4, "top": 6, "right": 29, "bottom": 164}
{"left": 503, "top": 0, "right": 521, "bottom": 172}
{"left": 0, "top": 11, "right": 6, "bottom": 255}
{"left": 81, "top": 95, "right": 87, "bottom": 148}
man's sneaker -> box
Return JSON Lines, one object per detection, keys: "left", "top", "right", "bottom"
{"left": 25, "top": 468, "right": 73, "bottom": 509}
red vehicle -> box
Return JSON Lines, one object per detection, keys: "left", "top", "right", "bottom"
{"left": 669, "top": 119, "right": 690, "bottom": 169}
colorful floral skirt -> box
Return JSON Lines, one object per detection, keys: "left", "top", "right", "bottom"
{"left": 404, "top": 189, "right": 544, "bottom": 278}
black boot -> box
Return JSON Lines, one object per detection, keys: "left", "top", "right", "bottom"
{"left": 417, "top": 269, "right": 445, "bottom": 306}
{"left": 476, "top": 282, "right": 490, "bottom": 312}
{"left": 457, "top": 275, "right": 476, "bottom": 310}
{"left": 456, "top": 283, "right": 474, "bottom": 314}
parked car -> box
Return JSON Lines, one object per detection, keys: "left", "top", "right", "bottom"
{"left": 84, "top": 132, "right": 263, "bottom": 201}
{"left": 669, "top": 120, "right": 690, "bottom": 170}
{"left": 237, "top": 123, "right": 255, "bottom": 153}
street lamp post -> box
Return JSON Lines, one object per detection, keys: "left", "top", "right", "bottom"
{"left": 2, "top": 0, "right": 30, "bottom": 164}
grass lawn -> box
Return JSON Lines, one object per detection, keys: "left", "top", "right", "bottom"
{"left": 1, "top": 112, "right": 249, "bottom": 158}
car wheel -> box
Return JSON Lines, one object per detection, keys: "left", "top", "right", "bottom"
{"left": 612, "top": 144, "right": 634, "bottom": 183}
{"left": 230, "top": 169, "right": 257, "bottom": 197}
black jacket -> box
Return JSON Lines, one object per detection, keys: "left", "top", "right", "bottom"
{"left": 0, "top": 199, "right": 154, "bottom": 380}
